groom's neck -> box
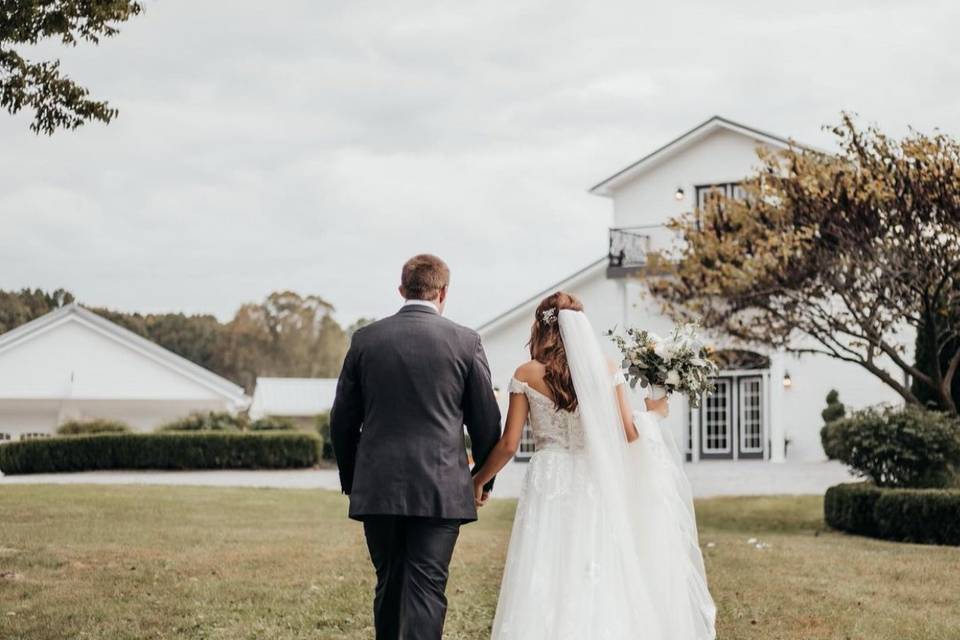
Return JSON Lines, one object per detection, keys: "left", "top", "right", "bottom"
{"left": 403, "top": 298, "right": 441, "bottom": 314}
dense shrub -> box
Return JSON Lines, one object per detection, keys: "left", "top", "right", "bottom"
{"left": 0, "top": 432, "right": 320, "bottom": 475}
{"left": 912, "top": 313, "right": 960, "bottom": 412}
{"left": 825, "top": 482, "right": 960, "bottom": 546}
{"left": 158, "top": 411, "right": 247, "bottom": 432}
{"left": 829, "top": 405, "right": 960, "bottom": 488}
{"left": 56, "top": 419, "right": 130, "bottom": 436}
{"left": 249, "top": 416, "right": 296, "bottom": 431}
{"left": 315, "top": 411, "right": 333, "bottom": 460}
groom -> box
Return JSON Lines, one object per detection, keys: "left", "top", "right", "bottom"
{"left": 330, "top": 254, "right": 502, "bottom": 640}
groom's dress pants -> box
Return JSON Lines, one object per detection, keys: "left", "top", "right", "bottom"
{"left": 362, "top": 515, "right": 461, "bottom": 640}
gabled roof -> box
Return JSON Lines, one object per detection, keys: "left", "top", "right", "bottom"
{"left": 250, "top": 377, "right": 338, "bottom": 418}
{"left": 589, "top": 115, "right": 813, "bottom": 197}
{"left": 0, "top": 302, "right": 249, "bottom": 407}
{"left": 476, "top": 257, "right": 607, "bottom": 335}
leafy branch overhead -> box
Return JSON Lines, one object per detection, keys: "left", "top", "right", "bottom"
{"left": 650, "top": 114, "right": 960, "bottom": 414}
{"left": 0, "top": 0, "right": 143, "bottom": 135}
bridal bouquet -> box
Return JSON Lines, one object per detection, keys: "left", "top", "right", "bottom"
{"left": 608, "top": 323, "right": 718, "bottom": 407}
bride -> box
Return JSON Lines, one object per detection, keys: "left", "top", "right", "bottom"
{"left": 471, "top": 292, "right": 716, "bottom": 640}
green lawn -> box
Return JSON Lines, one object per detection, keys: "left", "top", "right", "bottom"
{"left": 1, "top": 486, "right": 958, "bottom": 639}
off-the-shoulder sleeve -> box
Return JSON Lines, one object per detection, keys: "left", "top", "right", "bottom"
{"left": 508, "top": 377, "right": 528, "bottom": 395}
{"left": 612, "top": 369, "right": 627, "bottom": 386}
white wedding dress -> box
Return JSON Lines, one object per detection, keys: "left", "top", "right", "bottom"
{"left": 490, "top": 310, "right": 716, "bottom": 640}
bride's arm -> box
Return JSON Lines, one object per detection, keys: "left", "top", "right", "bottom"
{"left": 471, "top": 392, "right": 528, "bottom": 504}
{"left": 614, "top": 382, "right": 640, "bottom": 443}
{"left": 610, "top": 362, "right": 668, "bottom": 443}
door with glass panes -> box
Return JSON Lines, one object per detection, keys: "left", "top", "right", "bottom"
{"left": 693, "top": 373, "right": 766, "bottom": 460}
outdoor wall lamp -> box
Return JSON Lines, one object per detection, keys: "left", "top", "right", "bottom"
{"left": 783, "top": 371, "right": 793, "bottom": 389}
{"left": 674, "top": 187, "right": 685, "bottom": 201}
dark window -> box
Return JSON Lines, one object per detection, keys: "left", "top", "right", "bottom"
{"left": 695, "top": 182, "right": 745, "bottom": 209}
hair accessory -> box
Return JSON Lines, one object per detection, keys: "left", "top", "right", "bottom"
{"left": 540, "top": 308, "right": 558, "bottom": 325}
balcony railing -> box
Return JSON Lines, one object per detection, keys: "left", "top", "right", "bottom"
{"left": 608, "top": 226, "right": 653, "bottom": 277}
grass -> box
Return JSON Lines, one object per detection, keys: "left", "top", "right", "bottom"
{"left": 1, "top": 487, "right": 958, "bottom": 639}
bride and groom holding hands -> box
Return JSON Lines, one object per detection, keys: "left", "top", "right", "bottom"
{"left": 330, "top": 254, "right": 716, "bottom": 640}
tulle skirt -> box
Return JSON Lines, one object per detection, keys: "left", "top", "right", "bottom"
{"left": 490, "top": 415, "right": 716, "bottom": 640}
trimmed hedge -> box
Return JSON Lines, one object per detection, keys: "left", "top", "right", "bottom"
{"left": 825, "top": 482, "right": 960, "bottom": 546}
{"left": 0, "top": 431, "right": 320, "bottom": 475}
{"left": 57, "top": 419, "right": 130, "bottom": 436}
{"left": 824, "top": 482, "right": 882, "bottom": 537}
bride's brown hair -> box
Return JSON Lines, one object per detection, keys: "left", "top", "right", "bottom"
{"left": 529, "top": 291, "right": 583, "bottom": 412}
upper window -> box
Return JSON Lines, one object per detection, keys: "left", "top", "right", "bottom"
{"left": 695, "top": 182, "right": 746, "bottom": 209}
{"left": 0, "top": 433, "right": 11, "bottom": 443}
{"left": 20, "top": 432, "right": 51, "bottom": 441}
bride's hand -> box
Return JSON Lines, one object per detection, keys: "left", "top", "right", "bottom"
{"left": 473, "top": 478, "right": 489, "bottom": 508}
{"left": 644, "top": 396, "right": 669, "bottom": 417}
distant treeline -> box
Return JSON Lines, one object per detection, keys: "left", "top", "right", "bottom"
{"left": 0, "top": 288, "right": 372, "bottom": 392}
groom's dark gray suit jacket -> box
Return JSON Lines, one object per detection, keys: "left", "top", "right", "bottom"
{"left": 330, "top": 303, "right": 502, "bottom": 523}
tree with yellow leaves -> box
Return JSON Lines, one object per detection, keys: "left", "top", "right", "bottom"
{"left": 650, "top": 114, "right": 960, "bottom": 414}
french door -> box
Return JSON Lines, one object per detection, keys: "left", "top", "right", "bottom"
{"left": 690, "top": 373, "right": 767, "bottom": 460}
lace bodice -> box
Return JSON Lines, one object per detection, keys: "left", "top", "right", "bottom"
{"left": 508, "top": 370, "right": 626, "bottom": 453}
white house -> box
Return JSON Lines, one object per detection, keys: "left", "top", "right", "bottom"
{"left": 250, "top": 377, "right": 337, "bottom": 426}
{"left": 478, "top": 116, "right": 906, "bottom": 463}
{"left": 0, "top": 303, "right": 249, "bottom": 441}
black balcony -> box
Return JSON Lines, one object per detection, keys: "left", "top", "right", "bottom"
{"left": 607, "top": 226, "right": 653, "bottom": 278}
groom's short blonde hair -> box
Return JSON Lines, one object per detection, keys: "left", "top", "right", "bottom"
{"left": 401, "top": 254, "right": 450, "bottom": 300}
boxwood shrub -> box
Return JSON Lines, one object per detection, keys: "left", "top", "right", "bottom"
{"left": 827, "top": 405, "right": 960, "bottom": 488}
{"left": 56, "top": 419, "right": 130, "bottom": 436}
{"left": 249, "top": 416, "right": 296, "bottom": 431}
{"left": 157, "top": 411, "right": 248, "bottom": 432}
{"left": 825, "top": 482, "right": 960, "bottom": 546}
{"left": 0, "top": 431, "right": 320, "bottom": 475}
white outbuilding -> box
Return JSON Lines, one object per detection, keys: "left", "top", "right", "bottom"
{"left": 249, "top": 377, "right": 338, "bottom": 427}
{"left": 478, "top": 116, "right": 907, "bottom": 463}
{"left": 0, "top": 303, "right": 249, "bottom": 442}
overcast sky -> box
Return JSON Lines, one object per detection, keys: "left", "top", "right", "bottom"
{"left": 2, "top": 0, "right": 958, "bottom": 328}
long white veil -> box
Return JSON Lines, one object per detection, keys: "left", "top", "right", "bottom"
{"left": 559, "top": 309, "right": 716, "bottom": 640}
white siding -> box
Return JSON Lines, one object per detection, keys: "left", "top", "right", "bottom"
{"left": 479, "top": 120, "right": 910, "bottom": 463}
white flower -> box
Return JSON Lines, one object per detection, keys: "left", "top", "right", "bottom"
{"left": 665, "top": 370, "right": 681, "bottom": 386}
{"left": 654, "top": 342, "right": 673, "bottom": 359}
{"left": 746, "top": 537, "right": 757, "bottom": 544}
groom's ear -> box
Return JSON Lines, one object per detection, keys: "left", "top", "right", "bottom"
{"left": 438, "top": 285, "right": 448, "bottom": 304}
{"left": 398, "top": 285, "right": 406, "bottom": 299}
